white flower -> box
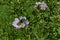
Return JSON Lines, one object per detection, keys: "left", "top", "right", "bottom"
{"left": 35, "top": 1, "right": 48, "bottom": 10}
{"left": 12, "top": 16, "right": 29, "bottom": 29}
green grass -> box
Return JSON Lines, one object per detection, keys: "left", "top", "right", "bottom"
{"left": 0, "top": 0, "right": 60, "bottom": 40}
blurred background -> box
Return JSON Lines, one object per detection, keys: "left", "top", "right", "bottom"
{"left": 0, "top": 0, "right": 60, "bottom": 40}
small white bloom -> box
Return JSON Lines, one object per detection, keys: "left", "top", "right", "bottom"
{"left": 35, "top": 1, "right": 48, "bottom": 10}
{"left": 12, "top": 16, "right": 29, "bottom": 29}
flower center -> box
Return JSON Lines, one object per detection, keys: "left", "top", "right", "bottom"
{"left": 37, "top": 5, "right": 41, "bottom": 9}
{"left": 17, "top": 19, "right": 26, "bottom": 25}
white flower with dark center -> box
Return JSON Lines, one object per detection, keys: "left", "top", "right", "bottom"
{"left": 12, "top": 16, "right": 29, "bottom": 29}
{"left": 35, "top": 1, "right": 48, "bottom": 10}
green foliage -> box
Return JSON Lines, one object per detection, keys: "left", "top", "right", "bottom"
{"left": 0, "top": 0, "right": 60, "bottom": 40}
